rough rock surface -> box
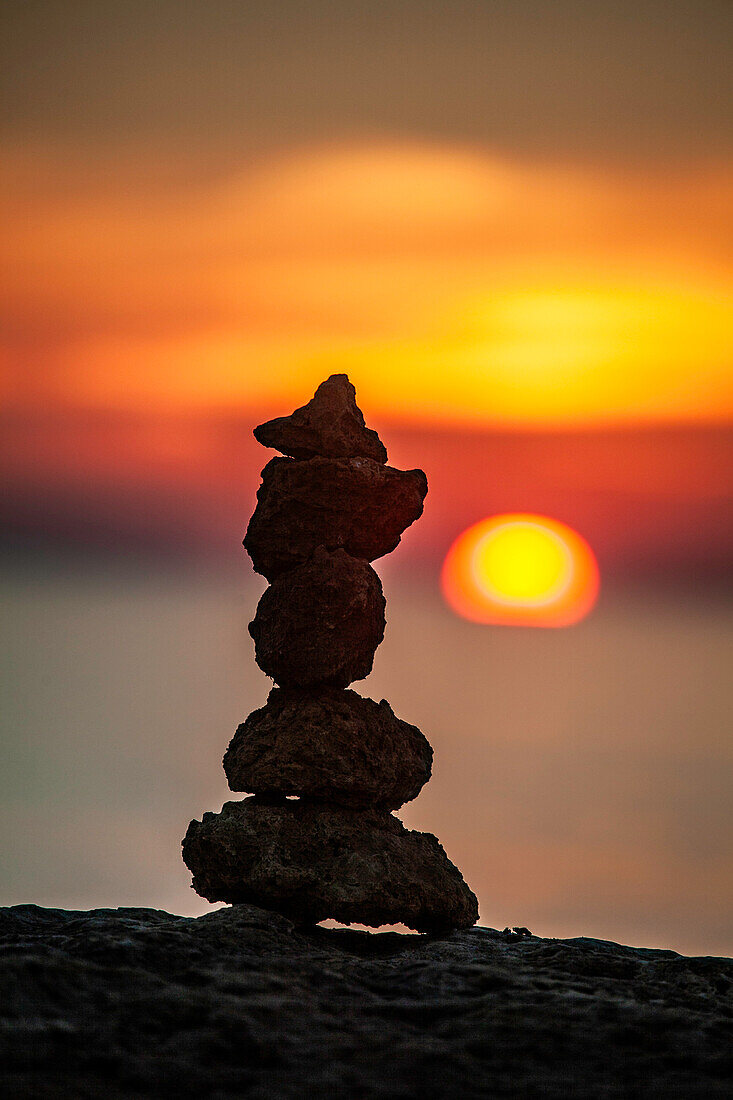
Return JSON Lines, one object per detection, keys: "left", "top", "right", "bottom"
{"left": 244, "top": 456, "right": 427, "bottom": 580}
{"left": 182, "top": 798, "right": 478, "bottom": 932}
{"left": 224, "top": 687, "right": 433, "bottom": 808}
{"left": 249, "top": 547, "right": 386, "bottom": 688}
{"left": 254, "top": 373, "right": 388, "bottom": 463}
{"left": 2, "top": 904, "right": 731, "bottom": 1099}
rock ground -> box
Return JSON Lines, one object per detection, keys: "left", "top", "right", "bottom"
{"left": 1, "top": 904, "right": 731, "bottom": 1099}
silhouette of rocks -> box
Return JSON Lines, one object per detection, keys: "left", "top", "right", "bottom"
{"left": 254, "top": 373, "right": 388, "bottom": 463}
{"left": 249, "top": 547, "right": 386, "bottom": 688}
{"left": 224, "top": 687, "right": 432, "bottom": 809}
{"left": 184, "top": 374, "right": 476, "bottom": 933}
{"left": 244, "top": 456, "right": 427, "bottom": 580}
{"left": 182, "top": 799, "right": 478, "bottom": 932}
{"left": 6, "top": 904, "right": 732, "bottom": 1099}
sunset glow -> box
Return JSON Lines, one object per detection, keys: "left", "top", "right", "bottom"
{"left": 441, "top": 514, "right": 600, "bottom": 627}
{"left": 3, "top": 143, "right": 732, "bottom": 427}
{"left": 3, "top": 0, "right": 732, "bottom": 964}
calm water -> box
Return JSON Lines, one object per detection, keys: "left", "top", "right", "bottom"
{"left": 1, "top": 557, "right": 731, "bottom": 956}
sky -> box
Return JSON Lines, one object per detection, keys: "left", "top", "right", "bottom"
{"left": 4, "top": 1, "right": 732, "bottom": 159}
{"left": 2, "top": 0, "right": 732, "bottom": 429}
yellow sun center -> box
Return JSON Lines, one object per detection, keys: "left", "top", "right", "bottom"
{"left": 473, "top": 521, "right": 572, "bottom": 606}
{"left": 441, "top": 513, "right": 599, "bottom": 627}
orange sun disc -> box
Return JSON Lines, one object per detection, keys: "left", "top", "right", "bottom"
{"left": 441, "top": 513, "right": 599, "bottom": 627}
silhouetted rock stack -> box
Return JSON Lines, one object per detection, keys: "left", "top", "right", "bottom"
{"left": 183, "top": 375, "right": 478, "bottom": 932}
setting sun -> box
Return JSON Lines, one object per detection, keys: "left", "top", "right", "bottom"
{"left": 441, "top": 514, "right": 600, "bottom": 627}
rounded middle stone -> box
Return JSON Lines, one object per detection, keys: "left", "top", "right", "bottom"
{"left": 224, "top": 687, "right": 433, "bottom": 809}
{"left": 249, "top": 547, "right": 386, "bottom": 688}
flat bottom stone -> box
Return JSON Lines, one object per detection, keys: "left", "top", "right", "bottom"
{"left": 182, "top": 798, "right": 478, "bottom": 933}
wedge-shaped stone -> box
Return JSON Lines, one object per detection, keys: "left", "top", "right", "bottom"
{"left": 249, "top": 548, "right": 386, "bottom": 688}
{"left": 224, "top": 688, "right": 433, "bottom": 809}
{"left": 244, "top": 456, "right": 427, "bottom": 580}
{"left": 182, "top": 799, "right": 479, "bottom": 932}
{"left": 254, "top": 373, "right": 388, "bottom": 463}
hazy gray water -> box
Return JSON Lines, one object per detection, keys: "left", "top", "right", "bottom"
{"left": 1, "top": 558, "right": 731, "bottom": 957}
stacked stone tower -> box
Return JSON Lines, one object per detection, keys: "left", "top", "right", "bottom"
{"left": 182, "top": 375, "right": 478, "bottom": 932}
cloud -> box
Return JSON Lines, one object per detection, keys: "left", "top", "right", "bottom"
{"left": 2, "top": 141, "right": 732, "bottom": 424}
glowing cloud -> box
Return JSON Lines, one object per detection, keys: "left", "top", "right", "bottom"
{"left": 2, "top": 142, "right": 732, "bottom": 425}
{"left": 441, "top": 514, "right": 599, "bottom": 627}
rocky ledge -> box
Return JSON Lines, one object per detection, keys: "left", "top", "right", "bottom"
{"left": 1, "top": 904, "right": 731, "bottom": 1098}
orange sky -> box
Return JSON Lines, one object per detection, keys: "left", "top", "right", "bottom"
{"left": 2, "top": 2, "right": 731, "bottom": 960}
{"left": 3, "top": 2, "right": 732, "bottom": 431}
{"left": 2, "top": 141, "right": 732, "bottom": 428}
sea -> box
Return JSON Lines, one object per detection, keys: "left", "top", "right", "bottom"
{"left": 1, "top": 554, "right": 731, "bottom": 957}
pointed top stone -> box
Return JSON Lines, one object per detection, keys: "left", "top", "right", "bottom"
{"left": 253, "top": 374, "right": 388, "bottom": 463}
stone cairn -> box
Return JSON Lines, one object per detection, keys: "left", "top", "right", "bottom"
{"left": 182, "top": 375, "right": 478, "bottom": 932}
